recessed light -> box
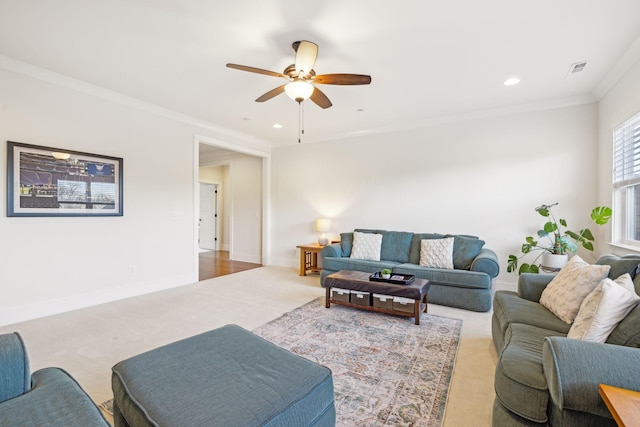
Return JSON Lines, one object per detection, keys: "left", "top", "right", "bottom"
{"left": 273, "top": 124, "right": 283, "bottom": 129}
{"left": 504, "top": 77, "right": 520, "bottom": 86}
{"left": 356, "top": 108, "right": 364, "bottom": 112}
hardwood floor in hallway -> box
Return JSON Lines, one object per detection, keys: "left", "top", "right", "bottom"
{"left": 199, "top": 250, "right": 261, "bottom": 281}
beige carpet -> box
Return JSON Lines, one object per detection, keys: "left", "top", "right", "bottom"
{"left": 0, "top": 266, "right": 501, "bottom": 426}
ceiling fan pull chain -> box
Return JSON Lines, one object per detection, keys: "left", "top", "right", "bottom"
{"left": 298, "top": 101, "right": 303, "bottom": 143}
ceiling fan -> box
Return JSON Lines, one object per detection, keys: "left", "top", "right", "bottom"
{"left": 226, "top": 40, "right": 371, "bottom": 109}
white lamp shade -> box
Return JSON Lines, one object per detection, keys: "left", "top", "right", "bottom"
{"left": 285, "top": 80, "right": 314, "bottom": 102}
{"left": 316, "top": 218, "right": 331, "bottom": 232}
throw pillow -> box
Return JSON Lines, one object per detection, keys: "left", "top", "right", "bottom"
{"left": 350, "top": 231, "right": 383, "bottom": 261}
{"left": 568, "top": 274, "right": 640, "bottom": 342}
{"left": 539, "top": 255, "right": 610, "bottom": 324}
{"left": 340, "top": 232, "right": 354, "bottom": 257}
{"left": 445, "top": 235, "right": 485, "bottom": 270}
{"left": 419, "top": 237, "right": 454, "bottom": 269}
{"left": 409, "top": 233, "right": 445, "bottom": 264}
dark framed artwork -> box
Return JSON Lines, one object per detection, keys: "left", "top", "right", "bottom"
{"left": 7, "top": 141, "right": 123, "bottom": 217}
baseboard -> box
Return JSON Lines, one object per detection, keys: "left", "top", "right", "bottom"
{"left": 0, "top": 273, "right": 194, "bottom": 327}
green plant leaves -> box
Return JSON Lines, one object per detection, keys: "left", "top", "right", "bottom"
{"left": 592, "top": 206, "right": 612, "bottom": 225}
{"left": 507, "top": 203, "right": 612, "bottom": 275}
{"left": 518, "top": 263, "right": 539, "bottom": 274}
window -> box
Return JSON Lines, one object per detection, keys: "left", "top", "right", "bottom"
{"left": 613, "top": 111, "right": 640, "bottom": 245}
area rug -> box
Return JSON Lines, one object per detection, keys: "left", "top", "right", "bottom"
{"left": 253, "top": 298, "right": 462, "bottom": 427}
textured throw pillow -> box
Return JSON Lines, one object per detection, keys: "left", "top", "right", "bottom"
{"left": 419, "top": 237, "right": 454, "bottom": 269}
{"left": 568, "top": 274, "right": 640, "bottom": 342}
{"left": 350, "top": 231, "right": 383, "bottom": 261}
{"left": 539, "top": 255, "right": 610, "bottom": 324}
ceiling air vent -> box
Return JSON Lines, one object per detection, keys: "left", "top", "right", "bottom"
{"left": 566, "top": 61, "right": 587, "bottom": 78}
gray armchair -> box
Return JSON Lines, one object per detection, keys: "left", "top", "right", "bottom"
{"left": 0, "top": 332, "right": 109, "bottom": 426}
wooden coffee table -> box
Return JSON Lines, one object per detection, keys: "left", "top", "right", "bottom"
{"left": 324, "top": 270, "right": 430, "bottom": 325}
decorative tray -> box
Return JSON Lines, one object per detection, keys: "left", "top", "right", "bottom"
{"left": 369, "top": 272, "right": 415, "bottom": 285}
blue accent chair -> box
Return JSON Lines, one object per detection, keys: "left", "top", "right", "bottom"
{"left": 0, "top": 332, "right": 110, "bottom": 426}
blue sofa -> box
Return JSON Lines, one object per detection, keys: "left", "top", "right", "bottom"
{"left": 320, "top": 229, "right": 499, "bottom": 312}
{"left": 0, "top": 332, "right": 109, "bottom": 426}
{"left": 492, "top": 254, "right": 640, "bottom": 426}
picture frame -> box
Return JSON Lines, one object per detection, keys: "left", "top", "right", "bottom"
{"left": 7, "top": 141, "right": 123, "bottom": 217}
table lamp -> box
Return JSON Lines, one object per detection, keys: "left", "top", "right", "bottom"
{"left": 316, "top": 218, "right": 331, "bottom": 246}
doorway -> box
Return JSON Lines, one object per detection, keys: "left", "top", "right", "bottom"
{"left": 194, "top": 134, "right": 270, "bottom": 283}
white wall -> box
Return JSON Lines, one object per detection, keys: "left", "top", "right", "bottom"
{"left": 0, "top": 66, "right": 268, "bottom": 326}
{"left": 598, "top": 57, "right": 640, "bottom": 254}
{"left": 229, "top": 156, "right": 263, "bottom": 264}
{"left": 271, "top": 103, "right": 600, "bottom": 285}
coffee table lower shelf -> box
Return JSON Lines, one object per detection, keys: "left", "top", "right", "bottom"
{"left": 325, "top": 288, "right": 428, "bottom": 325}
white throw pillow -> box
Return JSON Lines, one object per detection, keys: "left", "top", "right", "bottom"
{"left": 350, "top": 231, "right": 383, "bottom": 261}
{"left": 419, "top": 237, "right": 454, "bottom": 269}
{"left": 568, "top": 274, "right": 640, "bottom": 342}
{"left": 539, "top": 255, "right": 610, "bottom": 324}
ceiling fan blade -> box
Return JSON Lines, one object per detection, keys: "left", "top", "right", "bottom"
{"left": 309, "top": 87, "right": 332, "bottom": 109}
{"left": 313, "top": 73, "right": 372, "bottom": 85}
{"left": 226, "top": 63, "right": 286, "bottom": 78}
{"left": 294, "top": 41, "right": 318, "bottom": 76}
{"left": 255, "top": 85, "right": 286, "bottom": 102}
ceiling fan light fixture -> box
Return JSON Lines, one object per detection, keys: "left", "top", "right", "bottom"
{"left": 285, "top": 80, "right": 314, "bottom": 102}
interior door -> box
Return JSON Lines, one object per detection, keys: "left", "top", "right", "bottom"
{"left": 199, "top": 183, "right": 216, "bottom": 250}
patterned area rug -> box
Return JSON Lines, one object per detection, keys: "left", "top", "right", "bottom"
{"left": 253, "top": 298, "right": 462, "bottom": 427}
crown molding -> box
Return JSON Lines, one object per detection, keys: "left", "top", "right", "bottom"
{"left": 592, "top": 34, "right": 640, "bottom": 100}
{"left": 289, "top": 94, "right": 597, "bottom": 145}
{"left": 0, "top": 54, "right": 271, "bottom": 152}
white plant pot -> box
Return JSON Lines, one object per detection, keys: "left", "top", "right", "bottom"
{"left": 541, "top": 253, "right": 569, "bottom": 271}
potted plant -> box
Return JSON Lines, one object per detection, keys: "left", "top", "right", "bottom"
{"left": 507, "top": 203, "right": 612, "bottom": 274}
{"left": 381, "top": 268, "right": 392, "bottom": 279}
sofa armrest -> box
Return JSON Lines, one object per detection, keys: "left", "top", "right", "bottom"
{"left": 470, "top": 248, "right": 499, "bottom": 278}
{"left": 0, "top": 367, "right": 109, "bottom": 426}
{"left": 321, "top": 243, "right": 342, "bottom": 258}
{"left": 517, "top": 273, "right": 555, "bottom": 302}
{"left": 0, "top": 332, "right": 30, "bottom": 403}
{"left": 543, "top": 336, "right": 640, "bottom": 419}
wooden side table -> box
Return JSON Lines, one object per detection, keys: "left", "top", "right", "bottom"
{"left": 296, "top": 243, "right": 325, "bottom": 276}
{"left": 599, "top": 383, "right": 640, "bottom": 426}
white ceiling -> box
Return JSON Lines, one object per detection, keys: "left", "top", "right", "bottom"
{"left": 1, "top": 1, "right": 640, "bottom": 147}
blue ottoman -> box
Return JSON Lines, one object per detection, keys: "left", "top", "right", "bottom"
{"left": 111, "top": 324, "right": 335, "bottom": 427}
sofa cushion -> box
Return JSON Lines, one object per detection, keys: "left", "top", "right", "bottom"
{"left": 596, "top": 254, "right": 640, "bottom": 281}
{"left": 0, "top": 368, "right": 109, "bottom": 426}
{"left": 323, "top": 256, "right": 399, "bottom": 273}
{"left": 493, "top": 291, "right": 570, "bottom": 348}
{"left": 494, "top": 323, "right": 567, "bottom": 423}
{"left": 539, "top": 255, "right": 610, "bottom": 323}
{"left": 350, "top": 231, "right": 383, "bottom": 261}
{"left": 0, "top": 333, "right": 31, "bottom": 403}
{"left": 606, "top": 303, "right": 640, "bottom": 347}
{"left": 445, "top": 234, "right": 485, "bottom": 270}
{"left": 340, "top": 232, "right": 353, "bottom": 257}
{"left": 408, "top": 233, "right": 445, "bottom": 264}
{"left": 394, "top": 264, "right": 491, "bottom": 290}
{"left": 568, "top": 275, "right": 640, "bottom": 342}
{"left": 379, "top": 231, "right": 413, "bottom": 263}
{"left": 419, "top": 237, "right": 454, "bottom": 269}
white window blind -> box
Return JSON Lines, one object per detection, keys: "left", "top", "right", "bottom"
{"left": 613, "top": 111, "right": 640, "bottom": 188}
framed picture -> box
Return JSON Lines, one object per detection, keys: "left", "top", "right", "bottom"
{"left": 7, "top": 141, "right": 123, "bottom": 217}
